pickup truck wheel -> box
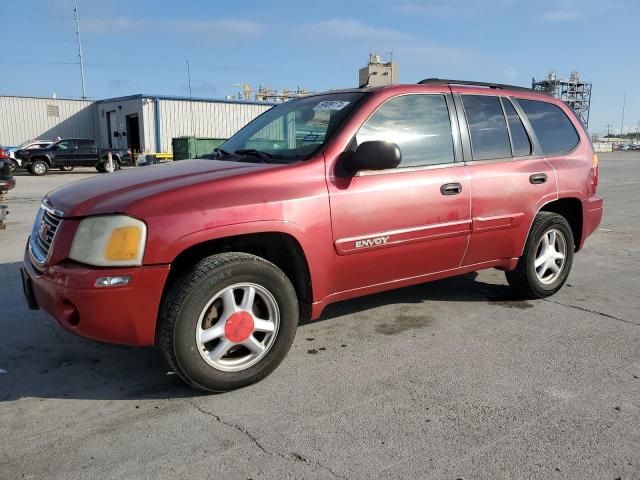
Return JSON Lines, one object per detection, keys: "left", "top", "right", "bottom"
{"left": 159, "top": 252, "right": 298, "bottom": 392}
{"left": 59, "top": 166, "right": 74, "bottom": 172}
{"left": 9, "top": 160, "right": 18, "bottom": 172}
{"left": 506, "top": 212, "right": 574, "bottom": 298}
{"left": 102, "top": 158, "right": 120, "bottom": 173}
{"left": 30, "top": 160, "right": 49, "bottom": 176}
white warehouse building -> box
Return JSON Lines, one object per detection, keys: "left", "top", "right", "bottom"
{"left": 0, "top": 94, "right": 275, "bottom": 154}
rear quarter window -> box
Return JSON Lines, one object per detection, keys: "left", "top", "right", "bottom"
{"left": 517, "top": 99, "right": 580, "bottom": 155}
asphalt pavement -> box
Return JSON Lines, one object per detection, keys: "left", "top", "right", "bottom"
{"left": 1, "top": 154, "right": 639, "bottom": 479}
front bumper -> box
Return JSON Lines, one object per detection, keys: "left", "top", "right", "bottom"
{"left": 22, "top": 246, "right": 170, "bottom": 346}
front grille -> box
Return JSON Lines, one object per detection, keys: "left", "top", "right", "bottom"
{"left": 29, "top": 201, "right": 64, "bottom": 266}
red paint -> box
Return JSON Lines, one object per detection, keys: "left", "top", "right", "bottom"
{"left": 224, "top": 311, "right": 254, "bottom": 343}
{"left": 23, "top": 83, "right": 603, "bottom": 346}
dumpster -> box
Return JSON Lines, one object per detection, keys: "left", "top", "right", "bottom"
{"left": 172, "top": 137, "right": 227, "bottom": 161}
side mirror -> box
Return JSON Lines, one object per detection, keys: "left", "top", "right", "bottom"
{"left": 342, "top": 141, "right": 401, "bottom": 174}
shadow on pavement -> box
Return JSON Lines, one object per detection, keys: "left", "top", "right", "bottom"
{"left": 1, "top": 260, "right": 521, "bottom": 402}
{"left": 316, "top": 271, "right": 522, "bottom": 322}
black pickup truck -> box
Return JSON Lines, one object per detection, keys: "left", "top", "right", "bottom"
{"left": 16, "top": 138, "right": 131, "bottom": 176}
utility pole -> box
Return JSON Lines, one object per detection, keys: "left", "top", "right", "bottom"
{"left": 620, "top": 92, "right": 626, "bottom": 136}
{"left": 605, "top": 124, "right": 613, "bottom": 137}
{"left": 74, "top": 0, "right": 86, "bottom": 99}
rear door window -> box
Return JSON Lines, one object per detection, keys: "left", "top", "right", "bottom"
{"left": 517, "top": 99, "right": 580, "bottom": 155}
{"left": 462, "top": 95, "right": 512, "bottom": 161}
{"left": 55, "top": 140, "right": 74, "bottom": 150}
{"left": 356, "top": 94, "right": 455, "bottom": 167}
{"left": 502, "top": 98, "right": 532, "bottom": 156}
{"left": 76, "top": 139, "right": 94, "bottom": 150}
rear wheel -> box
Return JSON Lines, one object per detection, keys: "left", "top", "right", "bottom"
{"left": 29, "top": 160, "right": 49, "bottom": 176}
{"left": 100, "top": 158, "right": 120, "bottom": 173}
{"left": 158, "top": 252, "right": 298, "bottom": 392}
{"left": 506, "top": 212, "right": 574, "bottom": 298}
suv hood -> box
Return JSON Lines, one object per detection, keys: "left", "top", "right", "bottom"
{"left": 47, "top": 159, "right": 277, "bottom": 217}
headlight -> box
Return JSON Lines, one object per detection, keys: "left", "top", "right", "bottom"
{"left": 69, "top": 215, "right": 147, "bottom": 267}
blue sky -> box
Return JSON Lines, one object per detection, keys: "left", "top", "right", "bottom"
{"left": 1, "top": 0, "right": 638, "bottom": 134}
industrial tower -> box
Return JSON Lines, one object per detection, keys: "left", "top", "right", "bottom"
{"left": 532, "top": 71, "right": 592, "bottom": 128}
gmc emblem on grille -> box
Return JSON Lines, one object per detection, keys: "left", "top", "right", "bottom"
{"left": 39, "top": 221, "right": 50, "bottom": 239}
{"left": 355, "top": 236, "right": 390, "bottom": 249}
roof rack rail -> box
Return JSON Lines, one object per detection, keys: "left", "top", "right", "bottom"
{"left": 418, "top": 78, "right": 545, "bottom": 95}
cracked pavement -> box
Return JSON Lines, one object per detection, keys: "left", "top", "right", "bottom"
{"left": 1, "top": 154, "right": 639, "bottom": 479}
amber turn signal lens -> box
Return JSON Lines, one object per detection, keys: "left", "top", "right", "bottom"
{"left": 105, "top": 226, "right": 141, "bottom": 261}
{"left": 593, "top": 154, "right": 599, "bottom": 167}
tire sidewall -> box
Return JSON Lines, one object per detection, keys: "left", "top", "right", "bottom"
{"left": 525, "top": 215, "right": 574, "bottom": 296}
{"left": 171, "top": 260, "right": 298, "bottom": 391}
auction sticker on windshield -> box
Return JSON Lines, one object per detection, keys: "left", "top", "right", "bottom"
{"left": 313, "top": 101, "right": 351, "bottom": 111}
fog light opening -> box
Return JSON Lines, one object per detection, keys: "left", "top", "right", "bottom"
{"left": 95, "top": 275, "right": 132, "bottom": 287}
{"left": 61, "top": 299, "right": 80, "bottom": 327}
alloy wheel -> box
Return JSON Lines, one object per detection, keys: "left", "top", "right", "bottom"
{"left": 534, "top": 228, "right": 567, "bottom": 285}
{"left": 195, "top": 282, "right": 279, "bottom": 372}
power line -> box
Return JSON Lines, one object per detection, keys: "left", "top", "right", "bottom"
{"left": 0, "top": 37, "right": 75, "bottom": 43}
{"left": 0, "top": 60, "right": 79, "bottom": 65}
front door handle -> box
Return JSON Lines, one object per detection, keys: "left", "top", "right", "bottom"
{"left": 529, "top": 173, "right": 548, "bottom": 184}
{"left": 440, "top": 182, "right": 463, "bottom": 195}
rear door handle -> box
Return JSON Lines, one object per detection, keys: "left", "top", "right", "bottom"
{"left": 529, "top": 173, "right": 548, "bottom": 184}
{"left": 440, "top": 182, "right": 463, "bottom": 195}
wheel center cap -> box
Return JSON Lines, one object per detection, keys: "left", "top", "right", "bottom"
{"left": 224, "top": 311, "right": 254, "bottom": 343}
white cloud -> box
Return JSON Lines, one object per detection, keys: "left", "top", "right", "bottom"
{"left": 542, "top": 8, "right": 584, "bottom": 22}
{"left": 392, "top": 0, "right": 515, "bottom": 17}
{"left": 296, "top": 18, "right": 412, "bottom": 43}
{"left": 502, "top": 65, "right": 518, "bottom": 82}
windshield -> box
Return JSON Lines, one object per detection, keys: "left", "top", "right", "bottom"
{"left": 219, "top": 92, "right": 366, "bottom": 163}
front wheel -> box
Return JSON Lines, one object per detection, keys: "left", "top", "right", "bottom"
{"left": 158, "top": 252, "right": 298, "bottom": 392}
{"left": 506, "top": 212, "right": 574, "bottom": 298}
{"left": 9, "top": 160, "right": 18, "bottom": 172}
{"left": 29, "top": 160, "right": 49, "bottom": 176}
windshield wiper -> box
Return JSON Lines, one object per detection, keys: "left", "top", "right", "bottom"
{"left": 233, "top": 149, "right": 274, "bottom": 162}
{"left": 209, "top": 148, "right": 230, "bottom": 159}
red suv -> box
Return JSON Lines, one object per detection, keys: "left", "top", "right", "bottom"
{"left": 22, "top": 79, "right": 603, "bottom": 391}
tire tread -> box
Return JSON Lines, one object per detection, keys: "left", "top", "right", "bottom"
{"left": 158, "top": 252, "right": 296, "bottom": 392}
{"left": 506, "top": 212, "right": 573, "bottom": 298}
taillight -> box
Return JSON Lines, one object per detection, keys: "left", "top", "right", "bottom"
{"left": 589, "top": 153, "right": 599, "bottom": 193}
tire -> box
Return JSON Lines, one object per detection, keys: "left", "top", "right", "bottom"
{"left": 9, "top": 160, "right": 18, "bottom": 172}
{"left": 158, "top": 252, "right": 299, "bottom": 392}
{"left": 29, "top": 159, "right": 49, "bottom": 176}
{"left": 95, "top": 163, "right": 106, "bottom": 173}
{"left": 59, "top": 166, "right": 74, "bottom": 172}
{"left": 506, "top": 212, "right": 574, "bottom": 298}
{"left": 101, "top": 157, "right": 121, "bottom": 173}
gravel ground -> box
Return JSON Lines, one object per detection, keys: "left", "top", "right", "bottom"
{"left": 1, "top": 154, "right": 639, "bottom": 479}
